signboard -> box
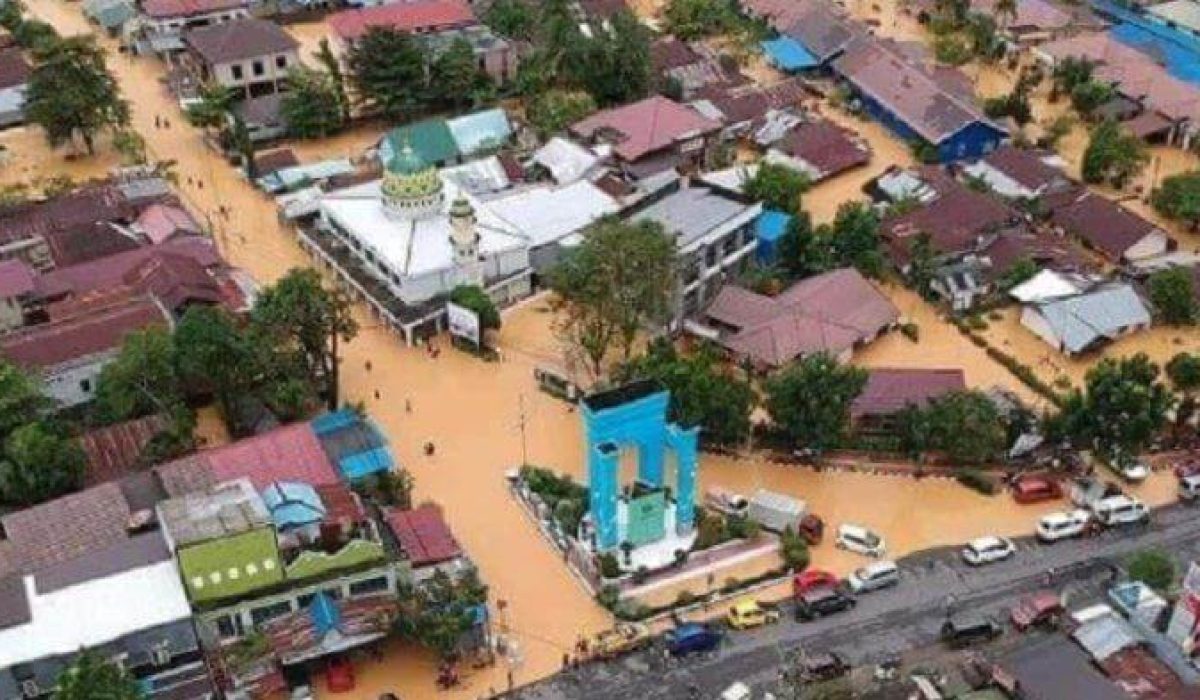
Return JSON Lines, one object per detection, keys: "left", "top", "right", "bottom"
{"left": 447, "top": 301, "right": 481, "bottom": 345}
{"left": 626, "top": 489, "right": 666, "bottom": 546}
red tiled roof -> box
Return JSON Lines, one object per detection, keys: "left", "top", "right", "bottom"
{"left": 0, "top": 482, "right": 133, "bottom": 578}
{"left": 0, "top": 258, "right": 34, "bottom": 298}
{"left": 570, "top": 96, "right": 720, "bottom": 163}
{"left": 0, "top": 183, "right": 134, "bottom": 255}
{"left": 882, "top": 169, "right": 1015, "bottom": 264}
{"left": 384, "top": 504, "right": 462, "bottom": 567}
{"left": 328, "top": 0, "right": 476, "bottom": 41}
{"left": 314, "top": 483, "right": 367, "bottom": 524}
{"left": 979, "top": 145, "right": 1067, "bottom": 193}
{"left": 142, "top": 0, "right": 246, "bottom": 19}
{"left": 705, "top": 267, "right": 899, "bottom": 368}
{"left": 158, "top": 422, "right": 340, "bottom": 494}
{"left": 1046, "top": 188, "right": 1164, "bottom": 261}
{"left": 135, "top": 203, "right": 202, "bottom": 245}
{"left": 34, "top": 237, "right": 222, "bottom": 301}
{"left": 185, "top": 18, "right": 298, "bottom": 64}
{"left": 778, "top": 119, "right": 870, "bottom": 179}
{"left": 77, "top": 414, "right": 169, "bottom": 487}
{"left": 850, "top": 368, "right": 966, "bottom": 419}
{"left": 0, "top": 296, "right": 169, "bottom": 370}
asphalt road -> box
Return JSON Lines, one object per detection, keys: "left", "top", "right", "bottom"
{"left": 509, "top": 502, "right": 1200, "bottom": 700}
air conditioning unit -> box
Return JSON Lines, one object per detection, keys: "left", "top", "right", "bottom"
{"left": 20, "top": 679, "right": 39, "bottom": 698}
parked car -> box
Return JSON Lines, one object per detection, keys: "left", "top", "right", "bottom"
{"left": 793, "top": 569, "right": 840, "bottom": 597}
{"left": 1036, "top": 510, "right": 1091, "bottom": 542}
{"left": 1115, "top": 457, "right": 1150, "bottom": 482}
{"left": 1011, "top": 474, "right": 1063, "bottom": 504}
{"left": 1179, "top": 473, "right": 1200, "bottom": 502}
{"left": 847, "top": 560, "right": 900, "bottom": 594}
{"left": 835, "top": 524, "right": 886, "bottom": 557}
{"left": 795, "top": 586, "right": 856, "bottom": 621}
{"left": 1090, "top": 495, "right": 1149, "bottom": 527}
{"left": 940, "top": 615, "right": 1002, "bottom": 649}
{"left": 961, "top": 536, "right": 1016, "bottom": 566}
{"left": 720, "top": 682, "right": 752, "bottom": 700}
{"left": 588, "top": 622, "right": 650, "bottom": 660}
{"left": 796, "top": 652, "right": 849, "bottom": 682}
{"left": 705, "top": 488, "right": 749, "bottom": 517}
{"left": 665, "top": 623, "right": 722, "bottom": 657}
{"left": 1010, "top": 591, "right": 1063, "bottom": 631}
{"left": 1070, "top": 477, "right": 1122, "bottom": 508}
{"left": 726, "top": 599, "right": 780, "bottom": 630}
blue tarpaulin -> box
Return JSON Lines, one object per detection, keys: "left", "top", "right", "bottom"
{"left": 755, "top": 210, "right": 793, "bottom": 264}
{"left": 311, "top": 409, "right": 360, "bottom": 436}
{"left": 310, "top": 591, "right": 341, "bottom": 636}
{"left": 761, "top": 37, "right": 819, "bottom": 72}
{"left": 339, "top": 446, "right": 393, "bottom": 481}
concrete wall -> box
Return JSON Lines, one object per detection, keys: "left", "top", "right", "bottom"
{"left": 207, "top": 49, "right": 298, "bottom": 94}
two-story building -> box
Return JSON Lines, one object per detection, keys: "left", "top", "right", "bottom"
{"left": 138, "top": 0, "right": 251, "bottom": 57}
{"left": 569, "top": 96, "right": 722, "bottom": 179}
{"left": 182, "top": 19, "right": 299, "bottom": 98}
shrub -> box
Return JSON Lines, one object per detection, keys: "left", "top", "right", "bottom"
{"left": 780, "top": 527, "right": 811, "bottom": 571}
{"left": 676, "top": 589, "right": 698, "bottom": 606}
{"left": 966, "top": 315, "right": 989, "bottom": 331}
{"left": 632, "top": 566, "right": 650, "bottom": 584}
{"left": 673, "top": 548, "right": 688, "bottom": 567}
{"left": 596, "top": 584, "right": 620, "bottom": 609}
{"left": 727, "top": 515, "right": 760, "bottom": 540}
{"left": 900, "top": 322, "right": 920, "bottom": 342}
{"left": 956, "top": 468, "right": 997, "bottom": 495}
{"left": 1127, "top": 549, "right": 1175, "bottom": 592}
{"left": 598, "top": 552, "right": 621, "bottom": 579}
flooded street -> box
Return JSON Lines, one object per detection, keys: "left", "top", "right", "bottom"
{"left": 9, "top": 0, "right": 1191, "bottom": 696}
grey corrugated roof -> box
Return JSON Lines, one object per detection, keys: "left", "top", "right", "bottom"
{"left": 0, "top": 576, "right": 30, "bottom": 631}
{"left": 1035, "top": 284, "right": 1150, "bottom": 354}
{"left": 1073, "top": 614, "right": 1141, "bottom": 661}
{"left": 34, "top": 532, "right": 171, "bottom": 595}
{"left": 632, "top": 184, "right": 758, "bottom": 249}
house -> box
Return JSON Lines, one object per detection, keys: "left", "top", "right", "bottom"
{"left": 82, "top": 0, "right": 136, "bottom": 35}
{"left": 0, "top": 48, "right": 30, "bottom": 128}
{"left": 0, "top": 258, "right": 33, "bottom": 331}
{"left": 0, "top": 182, "right": 142, "bottom": 272}
{"left": 1045, "top": 188, "right": 1173, "bottom": 263}
{"left": 138, "top": 0, "right": 251, "bottom": 56}
{"left": 690, "top": 79, "right": 809, "bottom": 139}
{"left": 766, "top": 118, "right": 871, "bottom": 181}
{"left": 962, "top": 145, "right": 1073, "bottom": 199}
{"left": 134, "top": 203, "right": 204, "bottom": 244}
{"left": 834, "top": 37, "right": 1007, "bottom": 162}
{"left": 1147, "top": 0, "right": 1200, "bottom": 39}
{"left": 629, "top": 180, "right": 763, "bottom": 323}
{"left": 0, "top": 296, "right": 172, "bottom": 408}
{"left": 383, "top": 503, "right": 469, "bottom": 582}
{"left": 328, "top": 0, "right": 517, "bottom": 83}
{"left": 850, "top": 367, "right": 966, "bottom": 432}
{"left": 780, "top": 0, "right": 864, "bottom": 67}
{"left": 700, "top": 267, "right": 899, "bottom": 369}
{"left": 233, "top": 93, "right": 287, "bottom": 142}
{"left": 569, "top": 96, "right": 722, "bottom": 177}
{"left": 182, "top": 18, "right": 299, "bottom": 98}
{"left": 77, "top": 414, "right": 169, "bottom": 486}
{"left": 1020, "top": 283, "right": 1151, "bottom": 355}
{"left": 908, "top": 0, "right": 1094, "bottom": 44}
{"left": 652, "top": 38, "right": 744, "bottom": 99}
{"left": 0, "top": 534, "right": 214, "bottom": 700}
{"left": 377, "top": 108, "right": 513, "bottom": 172}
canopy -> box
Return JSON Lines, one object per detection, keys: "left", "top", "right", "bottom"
{"left": 761, "top": 37, "right": 819, "bottom": 72}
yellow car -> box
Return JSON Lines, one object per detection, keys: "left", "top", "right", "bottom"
{"left": 589, "top": 622, "right": 650, "bottom": 660}
{"left": 726, "top": 599, "right": 780, "bottom": 630}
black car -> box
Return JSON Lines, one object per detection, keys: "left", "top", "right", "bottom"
{"left": 940, "top": 615, "right": 1002, "bottom": 649}
{"left": 797, "top": 652, "right": 849, "bottom": 682}
{"left": 795, "top": 586, "right": 856, "bottom": 621}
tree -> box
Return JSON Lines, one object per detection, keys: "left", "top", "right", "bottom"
{"left": 934, "top": 0, "right": 970, "bottom": 25}
{"left": 315, "top": 37, "right": 351, "bottom": 123}
{"left": 526, "top": 89, "right": 596, "bottom": 137}
{"left": 94, "top": 326, "right": 185, "bottom": 422}
{"left": 998, "top": 257, "right": 1038, "bottom": 291}
{"left": 1127, "top": 549, "right": 1175, "bottom": 592}
{"left": 764, "top": 353, "right": 867, "bottom": 455}
{"left": 1152, "top": 170, "right": 1200, "bottom": 227}
{"left": 0, "top": 422, "right": 85, "bottom": 506}
{"left": 1148, "top": 266, "right": 1196, "bottom": 325}
{"left": 395, "top": 569, "right": 488, "bottom": 659}
{"left": 776, "top": 211, "right": 831, "bottom": 281}
{"left": 925, "top": 390, "right": 1007, "bottom": 464}
{"left": 1057, "top": 353, "right": 1172, "bottom": 455}
{"left": 252, "top": 268, "right": 358, "bottom": 411}
{"left": 112, "top": 129, "right": 146, "bottom": 165}
{"left": 966, "top": 12, "right": 1003, "bottom": 59}
{"left": 1070, "top": 79, "right": 1115, "bottom": 118}
{"left": 56, "top": 651, "right": 142, "bottom": 700}
{"left": 449, "top": 284, "right": 501, "bottom": 331}
{"left": 569, "top": 10, "right": 652, "bottom": 106}
{"left": 347, "top": 27, "right": 428, "bottom": 120}
{"left": 25, "top": 36, "right": 129, "bottom": 155}
{"left": 616, "top": 339, "right": 755, "bottom": 447}
{"left": 825, "top": 201, "right": 885, "bottom": 279}
{"left": 1167, "top": 352, "right": 1200, "bottom": 429}
{"left": 1051, "top": 56, "right": 1095, "bottom": 101}
{"left": 429, "top": 37, "right": 492, "bottom": 110}
{"left": 485, "top": 0, "right": 534, "bottom": 40}
{"left": 907, "top": 232, "right": 938, "bottom": 299}
{"left": 281, "top": 67, "right": 346, "bottom": 139}
{"left": 548, "top": 218, "right": 677, "bottom": 376}
{"left": 0, "top": 359, "right": 46, "bottom": 441}
{"left": 664, "top": 0, "right": 736, "bottom": 40}
{"left": 895, "top": 404, "right": 934, "bottom": 461}
{"left": 184, "top": 82, "right": 235, "bottom": 130}
{"left": 1081, "top": 119, "right": 1148, "bottom": 188}
{"left": 742, "top": 163, "right": 809, "bottom": 214}
{"left": 175, "top": 305, "right": 264, "bottom": 434}
{"left": 779, "top": 526, "right": 810, "bottom": 571}
{"left": 227, "top": 111, "right": 256, "bottom": 179}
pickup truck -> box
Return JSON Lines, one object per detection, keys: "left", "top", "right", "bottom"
{"left": 588, "top": 622, "right": 650, "bottom": 660}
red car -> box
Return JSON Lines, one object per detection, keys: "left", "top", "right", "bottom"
{"left": 1011, "top": 475, "right": 1063, "bottom": 504}
{"left": 793, "top": 569, "right": 840, "bottom": 597}
{"left": 1010, "top": 591, "right": 1063, "bottom": 631}
{"left": 325, "top": 657, "right": 356, "bottom": 693}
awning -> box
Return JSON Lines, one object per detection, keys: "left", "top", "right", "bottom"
{"left": 1122, "top": 110, "right": 1174, "bottom": 139}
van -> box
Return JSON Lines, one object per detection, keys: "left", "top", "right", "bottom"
{"left": 835, "top": 524, "right": 886, "bottom": 557}
{"left": 940, "top": 615, "right": 1002, "bottom": 649}
{"left": 1179, "top": 474, "right": 1200, "bottom": 502}
{"left": 665, "top": 623, "right": 722, "bottom": 657}
{"left": 1090, "top": 495, "right": 1149, "bottom": 527}
{"left": 847, "top": 560, "right": 899, "bottom": 593}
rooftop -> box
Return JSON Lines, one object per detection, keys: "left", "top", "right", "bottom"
{"left": 1031, "top": 283, "right": 1151, "bottom": 354}
{"left": 569, "top": 96, "right": 721, "bottom": 162}
{"left": 632, "top": 182, "right": 761, "bottom": 251}
{"left": 157, "top": 477, "right": 272, "bottom": 548}
{"left": 77, "top": 414, "right": 168, "bottom": 487}
{"left": 850, "top": 368, "right": 967, "bottom": 419}
{"left": 184, "top": 18, "right": 298, "bottom": 64}
{"left": 881, "top": 168, "right": 1016, "bottom": 263}
{"left": 0, "top": 47, "right": 30, "bottom": 90}
{"left": 775, "top": 118, "right": 871, "bottom": 179}
{"left": 328, "top": 0, "right": 476, "bottom": 41}
{"left": 0, "top": 258, "right": 34, "bottom": 298}
{"left": 141, "top": 0, "right": 246, "bottom": 19}
{"left": 971, "top": 144, "right": 1069, "bottom": 193}
{"left": 0, "top": 295, "right": 170, "bottom": 371}
{"left": 1046, "top": 188, "right": 1164, "bottom": 260}
{"left": 384, "top": 504, "right": 463, "bottom": 567}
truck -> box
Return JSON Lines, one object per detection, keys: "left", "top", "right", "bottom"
{"left": 704, "top": 487, "right": 749, "bottom": 517}
{"left": 746, "top": 490, "right": 824, "bottom": 544}
{"left": 1069, "top": 477, "right": 1122, "bottom": 509}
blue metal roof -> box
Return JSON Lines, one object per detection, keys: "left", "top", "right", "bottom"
{"left": 761, "top": 37, "right": 819, "bottom": 72}
{"left": 261, "top": 481, "right": 326, "bottom": 530}
{"left": 339, "top": 446, "right": 393, "bottom": 481}
{"left": 311, "top": 409, "right": 360, "bottom": 436}
{"left": 446, "top": 108, "right": 512, "bottom": 157}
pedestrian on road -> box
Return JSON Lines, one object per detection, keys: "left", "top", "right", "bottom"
{"left": 163, "top": 118, "right": 170, "bottom": 129}
{"left": 405, "top": 398, "right": 412, "bottom": 413}
{"left": 365, "top": 360, "right": 372, "bottom": 372}
{"left": 154, "top": 115, "right": 161, "bottom": 128}
{"left": 374, "top": 389, "right": 381, "bottom": 400}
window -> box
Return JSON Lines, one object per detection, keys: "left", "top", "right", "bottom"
{"left": 79, "top": 378, "right": 92, "bottom": 393}
{"left": 297, "top": 587, "right": 344, "bottom": 608}
{"left": 250, "top": 600, "right": 292, "bottom": 626}
{"left": 214, "top": 614, "right": 242, "bottom": 640}
{"left": 231, "top": 64, "right": 243, "bottom": 80}
{"left": 348, "top": 576, "right": 389, "bottom": 597}
{"left": 276, "top": 55, "right": 287, "bottom": 69}
{"left": 252, "top": 60, "right": 264, "bottom": 77}
{"left": 152, "top": 645, "right": 172, "bottom": 667}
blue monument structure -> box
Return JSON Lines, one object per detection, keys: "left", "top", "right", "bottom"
{"left": 580, "top": 381, "right": 699, "bottom": 552}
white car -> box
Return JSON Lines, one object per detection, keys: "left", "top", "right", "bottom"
{"left": 1118, "top": 460, "right": 1150, "bottom": 482}
{"left": 961, "top": 536, "right": 1016, "bottom": 566}
{"left": 1036, "top": 509, "right": 1091, "bottom": 542}
{"left": 847, "top": 560, "right": 900, "bottom": 593}
{"left": 835, "top": 524, "right": 886, "bottom": 557}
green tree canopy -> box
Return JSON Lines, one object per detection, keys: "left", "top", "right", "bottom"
{"left": 55, "top": 650, "right": 142, "bottom": 700}
{"left": 569, "top": 10, "right": 652, "bottom": 106}
{"left": 1127, "top": 549, "right": 1175, "bottom": 592}
{"left": 347, "top": 27, "right": 428, "bottom": 120}
{"left": 25, "top": 35, "right": 129, "bottom": 154}
{"left": 616, "top": 339, "right": 755, "bottom": 447}
{"left": 1167, "top": 351, "right": 1200, "bottom": 428}
{"left": 94, "top": 326, "right": 184, "bottom": 422}
{"left": 664, "top": 0, "right": 737, "bottom": 40}
{"left": 526, "top": 89, "right": 596, "bottom": 137}
{"left": 764, "top": 353, "right": 867, "bottom": 455}
{"left": 742, "top": 163, "right": 810, "bottom": 215}
{"left": 1056, "top": 353, "right": 1172, "bottom": 455}
{"left": 1082, "top": 119, "right": 1148, "bottom": 188}
{"left": 824, "top": 201, "right": 885, "bottom": 279}
{"left": 1148, "top": 266, "right": 1197, "bottom": 325}
{"left": 925, "top": 390, "right": 1007, "bottom": 464}
{"left": 1070, "top": 79, "right": 1116, "bottom": 118}
{"left": 1052, "top": 56, "right": 1095, "bottom": 98}
{"left": 548, "top": 218, "right": 677, "bottom": 376}
{"left": 396, "top": 568, "right": 488, "bottom": 659}
{"left": 1152, "top": 170, "right": 1200, "bottom": 227}
{"left": 429, "top": 37, "right": 493, "bottom": 110}
{"left": 449, "top": 284, "right": 501, "bottom": 330}
{"left": 485, "top": 0, "right": 535, "bottom": 39}
{"left": 775, "top": 211, "right": 830, "bottom": 281}
{"left": 281, "top": 67, "right": 346, "bottom": 139}
{"left": 0, "top": 359, "right": 47, "bottom": 441}
{"left": 175, "top": 305, "right": 264, "bottom": 434}
{"left": 0, "top": 422, "right": 84, "bottom": 507}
